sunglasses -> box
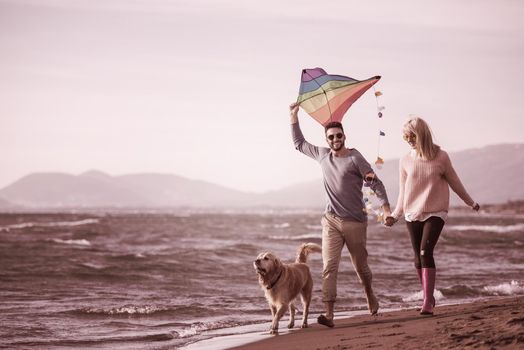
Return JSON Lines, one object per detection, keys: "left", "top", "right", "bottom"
{"left": 403, "top": 133, "right": 416, "bottom": 141}
{"left": 327, "top": 133, "right": 344, "bottom": 140}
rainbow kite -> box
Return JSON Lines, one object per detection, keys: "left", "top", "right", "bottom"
{"left": 296, "top": 68, "right": 381, "bottom": 126}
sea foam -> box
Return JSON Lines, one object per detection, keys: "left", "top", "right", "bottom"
{"left": 175, "top": 320, "right": 243, "bottom": 339}
{"left": 447, "top": 223, "right": 524, "bottom": 233}
{"left": 52, "top": 238, "right": 91, "bottom": 246}
{"left": 273, "top": 223, "right": 290, "bottom": 229}
{"left": 483, "top": 280, "right": 523, "bottom": 296}
{"left": 81, "top": 305, "right": 168, "bottom": 315}
{"left": 3, "top": 218, "right": 99, "bottom": 230}
{"left": 402, "top": 289, "right": 444, "bottom": 303}
{"left": 269, "top": 233, "right": 320, "bottom": 241}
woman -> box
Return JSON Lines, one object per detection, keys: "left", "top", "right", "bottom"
{"left": 385, "top": 116, "right": 480, "bottom": 315}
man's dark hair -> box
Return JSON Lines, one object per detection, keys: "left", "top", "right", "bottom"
{"left": 324, "top": 121, "right": 344, "bottom": 133}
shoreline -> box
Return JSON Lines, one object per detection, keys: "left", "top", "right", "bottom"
{"left": 183, "top": 296, "right": 524, "bottom": 350}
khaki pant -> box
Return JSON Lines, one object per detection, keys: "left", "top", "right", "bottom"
{"left": 321, "top": 212, "right": 373, "bottom": 302}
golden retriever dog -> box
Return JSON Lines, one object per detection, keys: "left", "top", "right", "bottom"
{"left": 253, "top": 243, "right": 321, "bottom": 334}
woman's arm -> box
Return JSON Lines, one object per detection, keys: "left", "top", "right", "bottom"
{"left": 391, "top": 158, "right": 407, "bottom": 219}
{"left": 442, "top": 151, "right": 478, "bottom": 209}
{"left": 385, "top": 158, "right": 406, "bottom": 226}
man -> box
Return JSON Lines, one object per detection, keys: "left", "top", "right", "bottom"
{"left": 289, "top": 102, "right": 391, "bottom": 328}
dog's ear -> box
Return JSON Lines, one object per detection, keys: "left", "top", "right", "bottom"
{"left": 264, "top": 254, "right": 276, "bottom": 271}
{"left": 273, "top": 257, "right": 283, "bottom": 272}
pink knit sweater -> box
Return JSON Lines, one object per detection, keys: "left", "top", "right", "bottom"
{"left": 392, "top": 149, "right": 475, "bottom": 219}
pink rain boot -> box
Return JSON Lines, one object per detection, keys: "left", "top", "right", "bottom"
{"left": 417, "top": 268, "right": 435, "bottom": 308}
{"left": 420, "top": 268, "right": 436, "bottom": 315}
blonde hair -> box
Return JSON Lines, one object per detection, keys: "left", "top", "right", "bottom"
{"left": 403, "top": 116, "right": 440, "bottom": 160}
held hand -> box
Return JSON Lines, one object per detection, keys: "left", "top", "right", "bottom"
{"left": 384, "top": 216, "right": 397, "bottom": 227}
{"left": 472, "top": 202, "right": 480, "bottom": 212}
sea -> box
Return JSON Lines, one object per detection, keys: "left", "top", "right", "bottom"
{"left": 1, "top": 208, "right": 523, "bottom": 349}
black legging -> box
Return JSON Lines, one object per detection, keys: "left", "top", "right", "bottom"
{"left": 406, "top": 216, "right": 445, "bottom": 269}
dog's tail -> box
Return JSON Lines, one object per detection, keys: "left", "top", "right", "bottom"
{"left": 296, "top": 243, "right": 322, "bottom": 264}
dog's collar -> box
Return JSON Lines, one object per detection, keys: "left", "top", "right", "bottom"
{"left": 267, "top": 269, "right": 283, "bottom": 290}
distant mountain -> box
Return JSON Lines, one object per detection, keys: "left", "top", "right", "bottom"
{"left": 0, "top": 171, "right": 147, "bottom": 207}
{"left": 114, "top": 173, "right": 251, "bottom": 207}
{"left": 253, "top": 180, "right": 325, "bottom": 207}
{"left": 0, "top": 171, "right": 250, "bottom": 208}
{"left": 0, "top": 196, "right": 15, "bottom": 209}
{"left": 0, "top": 143, "right": 521, "bottom": 209}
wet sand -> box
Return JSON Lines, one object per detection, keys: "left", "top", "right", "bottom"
{"left": 228, "top": 296, "right": 524, "bottom": 350}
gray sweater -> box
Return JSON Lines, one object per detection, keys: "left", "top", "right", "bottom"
{"left": 292, "top": 122, "right": 389, "bottom": 222}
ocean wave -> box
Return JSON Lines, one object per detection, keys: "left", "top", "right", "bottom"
{"left": 483, "top": 280, "right": 524, "bottom": 296}
{"left": 11, "top": 332, "right": 176, "bottom": 347}
{"left": 259, "top": 222, "right": 292, "bottom": 229}
{"left": 306, "top": 224, "right": 322, "bottom": 230}
{"left": 79, "top": 262, "right": 106, "bottom": 270}
{"left": 402, "top": 289, "right": 444, "bottom": 303}
{"left": 73, "top": 304, "right": 219, "bottom": 317}
{"left": 3, "top": 218, "right": 99, "bottom": 230}
{"left": 447, "top": 223, "right": 524, "bottom": 233}
{"left": 77, "top": 305, "right": 171, "bottom": 316}
{"left": 402, "top": 281, "right": 524, "bottom": 301}
{"left": 51, "top": 238, "right": 91, "bottom": 246}
{"left": 2, "top": 222, "right": 35, "bottom": 229}
{"left": 269, "top": 233, "right": 320, "bottom": 241}
{"left": 174, "top": 320, "right": 244, "bottom": 339}
{"left": 440, "top": 284, "right": 482, "bottom": 298}
{"left": 47, "top": 218, "right": 100, "bottom": 227}
{"left": 107, "top": 252, "right": 148, "bottom": 261}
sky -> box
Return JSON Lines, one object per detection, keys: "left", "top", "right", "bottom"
{"left": 1, "top": 0, "right": 523, "bottom": 193}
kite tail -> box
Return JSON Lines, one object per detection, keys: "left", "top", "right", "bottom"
{"left": 364, "top": 85, "right": 386, "bottom": 222}
{"left": 373, "top": 86, "right": 385, "bottom": 169}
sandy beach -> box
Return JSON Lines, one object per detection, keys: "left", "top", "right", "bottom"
{"left": 222, "top": 296, "right": 524, "bottom": 350}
